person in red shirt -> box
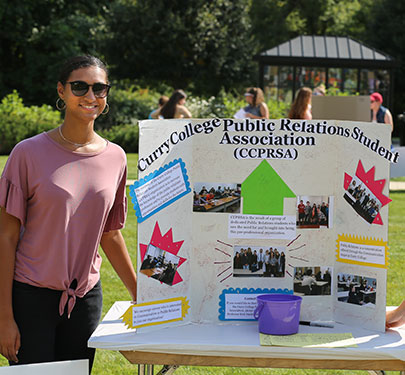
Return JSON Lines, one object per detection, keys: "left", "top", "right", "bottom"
{"left": 297, "top": 200, "right": 305, "bottom": 225}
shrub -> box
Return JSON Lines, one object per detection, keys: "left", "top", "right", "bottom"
{"left": 95, "top": 85, "right": 168, "bottom": 130}
{"left": 0, "top": 91, "right": 61, "bottom": 154}
{"left": 98, "top": 124, "right": 139, "bottom": 153}
{"left": 187, "top": 89, "right": 289, "bottom": 119}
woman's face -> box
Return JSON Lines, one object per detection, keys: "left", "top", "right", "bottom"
{"left": 370, "top": 99, "right": 380, "bottom": 111}
{"left": 178, "top": 97, "right": 186, "bottom": 106}
{"left": 57, "top": 66, "right": 108, "bottom": 123}
{"left": 244, "top": 94, "right": 253, "bottom": 104}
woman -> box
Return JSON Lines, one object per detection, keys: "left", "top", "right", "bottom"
{"left": 311, "top": 203, "right": 318, "bottom": 224}
{"left": 243, "top": 87, "right": 269, "bottom": 119}
{"left": 152, "top": 89, "right": 192, "bottom": 119}
{"left": 288, "top": 87, "right": 312, "bottom": 120}
{"left": 148, "top": 95, "right": 169, "bottom": 119}
{"left": 233, "top": 252, "right": 242, "bottom": 270}
{"left": 0, "top": 56, "right": 137, "bottom": 371}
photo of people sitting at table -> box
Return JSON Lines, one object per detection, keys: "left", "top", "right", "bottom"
{"left": 140, "top": 244, "right": 180, "bottom": 286}
{"left": 337, "top": 273, "right": 376, "bottom": 308}
{"left": 193, "top": 182, "right": 241, "bottom": 213}
{"left": 296, "top": 196, "right": 331, "bottom": 229}
{"left": 233, "top": 245, "right": 286, "bottom": 278}
{"left": 343, "top": 176, "right": 382, "bottom": 224}
{"left": 293, "top": 266, "right": 332, "bottom": 296}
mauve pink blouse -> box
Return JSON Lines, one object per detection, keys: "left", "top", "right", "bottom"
{"left": 0, "top": 133, "right": 127, "bottom": 317}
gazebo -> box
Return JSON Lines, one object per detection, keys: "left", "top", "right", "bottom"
{"left": 255, "top": 35, "right": 398, "bottom": 108}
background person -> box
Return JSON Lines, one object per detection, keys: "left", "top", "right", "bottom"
{"left": 313, "top": 83, "right": 326, "bottom": 96}
{"left": 370, "top": 92, "right": 394, "bottom": 132}
{"left": 288, "top": 87, "right": 312, "bottom": 120}
{"left": 242, "top": 87, "right": 269, "bottom": 119}
{"left": 152, "top": 89, "right": 191, "bottom": 119}
{"left": 0, "top": 55, "right": 137, "bottom": 372}
{"left": 148, "top": 95, "right": 169, "bottom": 119}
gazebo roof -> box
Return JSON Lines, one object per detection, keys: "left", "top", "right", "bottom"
{"left": 256, "top": 35, "right": 397, "bottom": 68}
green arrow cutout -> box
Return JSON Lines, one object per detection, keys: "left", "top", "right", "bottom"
{"left": 241, "top": 160, "right": 296, "bottom": 215}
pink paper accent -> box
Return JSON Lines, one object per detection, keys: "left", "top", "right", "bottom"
{"left": 373, "top": 212, "right": 383, "bottom": 225}
{"left": 150, "top": 222, "right": 184, "bottom": 255}
{"left": 178, "top": 257, "right": 187, "bottom": 267}
{"left": 140, "top": 221, "right": 186, "bottom": 284}
{"left": 344, "top": 173, "right": 353, "bottom": 190}
{"left": 140, "top": 243, "right": 148, "bottom": 261}
{"left": 172, "top": 272, "right": 183, "bottom": 285}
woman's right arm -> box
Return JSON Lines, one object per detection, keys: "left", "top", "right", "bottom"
{"left": 0, "top": 207, "right": 21, "bottom": 362}
{"left": 151, "top": 109, "right": 160, "bottom": 119}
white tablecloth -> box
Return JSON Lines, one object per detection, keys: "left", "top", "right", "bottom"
{"left": 88, "top": 302, "right": 405, "bottom": 362}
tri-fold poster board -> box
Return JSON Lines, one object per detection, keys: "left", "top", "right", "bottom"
{"left": 123, "top": 118, "right": 397, "bottom": 333}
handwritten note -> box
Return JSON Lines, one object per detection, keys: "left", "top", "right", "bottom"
{"left": 260, "top": 333, "right": 357, "bottom": 348}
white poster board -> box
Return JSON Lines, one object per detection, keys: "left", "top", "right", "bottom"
{"left": 131, "top": 118, "right": 395, "bottom": 332}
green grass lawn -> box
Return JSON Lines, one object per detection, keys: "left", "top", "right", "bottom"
{"left": 0, "top": 155, "right": 7, "bottom": 173}
{"left": 0, "top": 154, "right": 405, "bottom": 374}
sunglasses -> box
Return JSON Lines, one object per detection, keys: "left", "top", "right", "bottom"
{"left": 67, "top": 81, "right": 111, "bottom": 98}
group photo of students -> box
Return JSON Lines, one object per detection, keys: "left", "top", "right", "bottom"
{"left": 293, "top": 266, "right": 332, "bottom": 296}
{"left": 296, "top": 196, "right": 330, "bottom": 228}
{"left": 337, "top": 273, "right": 377, "bottom": 307}
{"left": 233, "top": 245, "right": 286, "bottom": 278}
{"left": 193, "top": 182, "right": 241, "bottom": 213}
{"left": 140, "top": 244, "right": 180, "bottom": 286}
{"left": 343, "top": 177, "right": 382, "bottom": 224}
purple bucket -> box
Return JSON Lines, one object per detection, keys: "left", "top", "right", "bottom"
{"left": 254, "top": 294, "right": 302, "bottom": 335}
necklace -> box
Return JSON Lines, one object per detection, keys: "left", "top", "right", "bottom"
{"left": 58, "top": 125, "right": 94, "bottom": 147}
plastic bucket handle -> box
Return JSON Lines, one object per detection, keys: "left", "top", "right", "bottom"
{"left": 253, "top": 302, "right": 263, "bottom": 320}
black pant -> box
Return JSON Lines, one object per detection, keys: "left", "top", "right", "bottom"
{"left": 10, "top": 280, "right": 102, "bottom": 373}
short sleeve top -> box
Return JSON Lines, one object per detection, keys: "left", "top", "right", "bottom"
{"left": 0, "top": 133, "right": 127, "bottom": 316}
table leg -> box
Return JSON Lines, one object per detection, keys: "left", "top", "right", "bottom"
{"left": 156, "top": 365, "right": 180, "bottom": 375}
{"left": 367, "top": 371, "right": 385, "bottom": 375}
{"left": 138, "top": 364, "right": 154, "bottom": 375}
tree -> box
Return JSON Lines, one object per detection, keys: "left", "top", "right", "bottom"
{"left": 365, "top": 0, "right": 405, "bottom": 118}
{"left": 105, "top": 0, "right": 256, "bottom": 95}
{"left": 0, "top": 0, "right": 109, "bottom": 105}
{"left": 250, "top": 0, "right": 372, "bottom": 52}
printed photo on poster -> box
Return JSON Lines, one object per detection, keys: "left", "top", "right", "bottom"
{"left": 193, "top": 182, "right": 241, "bottom": 213}
{"left": 140, "top": 244, "right": 180, "bottom": 286}
{"left": 293, "top": 266, "right": 332, "bottom": 296}
{"left": 343, "top": 176, "right": 382, "bottom": 224}
{"left": 296, "top": 196, "right": 331, "bottom": 229}
{"left": 233, "top": 245, "right": 286, "bottom": 278}
{"left": 337, "top": 273, "right": 376, "bottom": 307}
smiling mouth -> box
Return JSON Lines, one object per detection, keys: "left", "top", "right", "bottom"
{"left": 81, "top": 105, "right": 97, "bottom": 109}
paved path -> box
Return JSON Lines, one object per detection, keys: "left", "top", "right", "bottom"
{"left": 127, "top": 180, "right": 405, "bottom": 191}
